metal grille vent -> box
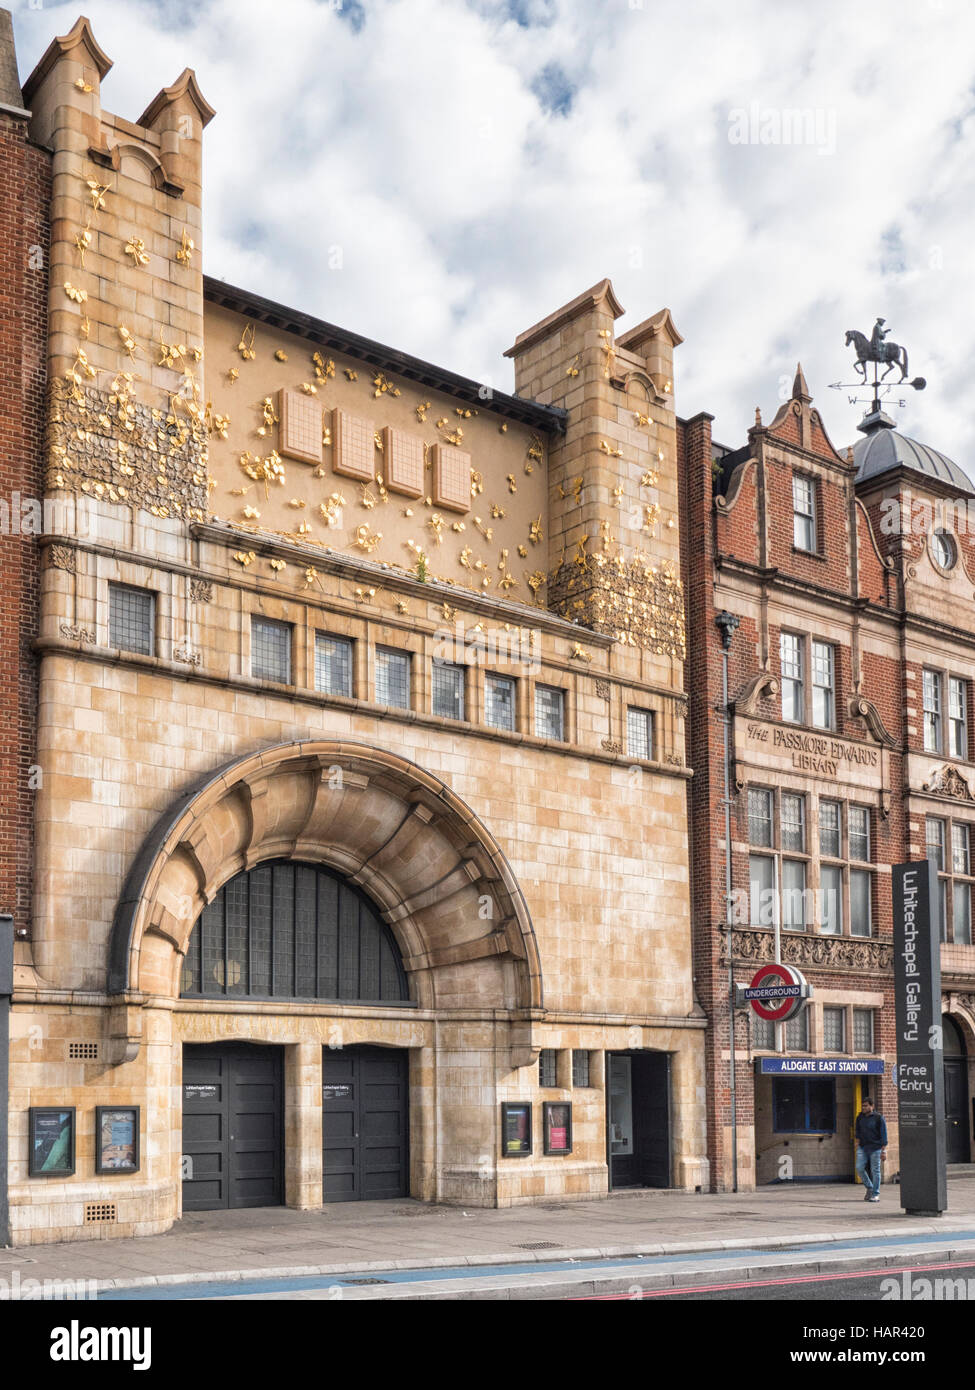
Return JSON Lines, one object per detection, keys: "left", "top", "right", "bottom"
{"left": 68, "top": 1042, "right": 99, "bottom": 1059}
{"left": 514, "top": 1241, "right": 562, "bottom": 1250}
{"left": 85, "top": 1203, "right": 116, "bottom": 1223}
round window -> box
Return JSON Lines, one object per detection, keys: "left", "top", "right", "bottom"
{"left": 931, "top": 529, "right": 957, "bottom": 571}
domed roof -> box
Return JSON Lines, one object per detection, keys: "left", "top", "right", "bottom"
{"left": 852, "top": 415, "right": 974, "bottom": 495}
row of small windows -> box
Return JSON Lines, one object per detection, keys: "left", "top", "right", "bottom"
{"left": 752, "top": 1005, "right": 876, "bottom": 1054}
{"left": 748, "top": 788, "right": 873, "bottom": 935}
{"left": 107, "top": 584, "right": 656, "bottom": 755}
{"left": 538, "top": 1048, "right": 595, "bottom": 1089}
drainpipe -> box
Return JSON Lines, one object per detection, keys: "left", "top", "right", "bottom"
{"left": 0, "top": 914, "right": 12, "bottom": 1247}
{"left": 715, "top": 613, "right": 740, "bottom": 1193}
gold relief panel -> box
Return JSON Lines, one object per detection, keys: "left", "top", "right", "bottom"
{"left": 331, "top": 408, "right": 376, "bottom": 482}
{"left": 278, "top": 388, "right": 323, "bottom": 466}
{"left": 431, "top": 443, "right": 472, "bottom": 514}
{"left": 383, "top": 426, "right": 424, "bottom": 498}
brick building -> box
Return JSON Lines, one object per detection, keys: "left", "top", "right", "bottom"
{"left": 3, "top": 12, "right": 707, "bottom": 1245}
{"left": 680, "top": 367, "right": 975, "bottom": 1190}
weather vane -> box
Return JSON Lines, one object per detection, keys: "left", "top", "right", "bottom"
{"left": 828, "top": 318, "right": 926, "bottom": 415}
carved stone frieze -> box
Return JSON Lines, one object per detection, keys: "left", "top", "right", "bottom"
{"left": 719, "top": 927, "right": 892, "bottom": 973}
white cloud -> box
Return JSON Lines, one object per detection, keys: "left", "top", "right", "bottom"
{"left": 12, "top": 0, "right": 975, "bottom": 466}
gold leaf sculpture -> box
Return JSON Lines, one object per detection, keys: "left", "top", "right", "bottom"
{"left": 373, "top": 372, "right": 400, "bottom": 398}
{"left": 85, "top": 178, "right": 110, "bottom": 211}
{"left": 237, "top": 324, "right": 257, "bottom": 360}
{"left": 75, "top": 227, "right": 92, "bottom": 265}
{"left": 415, "top": 400, "right": 431, "bottom": 423}
{"left": 570, "top": 643, "right": 592, "bottom": 664}
{"left": 353, "top": 523, "right": 382, "bottom": 552}
{"left": 274, "top": 349, "right": 288, "bottom": 362}
{"left": 257, "top": 396, "right": 279, "bottom": 436}
{"left": 344, "top": 368, "right": 358, "bottom": 381}
{"left": 74, "top": 76, "right": 94, "bottom": 93}
{"left": 176, "top": 230, "right": 195, "bottom": 266}
{"left": 117, "top": 324, "right": 138, "bottom": 357}
{"left": 227, "top": 367, "right": 240, "bottom": 386}
{"left": 641, "top": 470, "right": 659, "bottom": 487}
{"left": 599, "top": 440, "right": 623, "bottom": 459}
{"left": 64, "top": 282, "right": 88, "bottom": 304}
{"left": 470, "top": 469, "right": 484, "bottom": 497}
{"left": 566, "top": 354, "right": 581, "bottom": 379}
{"left": 635, "top": 412, "right": 652, "bottom": 428}
{"left": 299, "top": 382, "right": 317, "bottom": 395}
{"left": 123, "top": 236, "right": 150, "bottom": 268}
{"left": 269, "top": 559, "right": 286, "bottom": 573}
{"left": 529, "top": 517, "right": 543, "bottom": 545}
{"left": 426, "top": 513, "right": 445, "bottom": 546}
{"left": 312, "top": 352, "right": 335, "bottom": 382}
{"left": 491, "top": 503, "right": 505, "bottom": 519}
{"left": 232, "top": 550, "right": 257, "bottom": 567}
{"left": 506, "top": 475, "right": 517, "bottom": 494}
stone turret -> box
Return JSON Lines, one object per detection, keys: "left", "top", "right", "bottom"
{"left": 22, "top": 15, "right": 214, "bottom": 537}
{"left": 505, "top": 280, "right": 685, "bottom": 675}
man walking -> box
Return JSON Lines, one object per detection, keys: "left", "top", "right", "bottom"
{"left": 855, "top": 1096, "right": 888, "bottom": 1202}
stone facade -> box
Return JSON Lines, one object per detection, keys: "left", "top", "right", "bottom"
{"left": 4, "top": 14, "right": 706, "bottom": 1244}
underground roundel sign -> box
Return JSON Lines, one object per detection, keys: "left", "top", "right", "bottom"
{"left": 745, "top": 963, "right": 808, "bottom": 1023}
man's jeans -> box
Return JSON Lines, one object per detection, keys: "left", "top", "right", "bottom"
{"left": 856, "top": 1146, "right": 881, "bottom": 1196}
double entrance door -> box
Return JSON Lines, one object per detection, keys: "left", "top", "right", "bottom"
{"left": 181, "top": 1043, "right": 409, "bottom": 1211}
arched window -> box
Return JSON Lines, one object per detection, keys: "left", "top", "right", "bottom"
{"left": 180, "top": 860, "right": 409, "bottom": 1003}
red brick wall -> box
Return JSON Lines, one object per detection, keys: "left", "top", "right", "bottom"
{"left": 0, "top": 112, "right": 50, "bottom": 935}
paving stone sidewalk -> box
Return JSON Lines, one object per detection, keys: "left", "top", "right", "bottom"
{"left": 3, "top": 1179, "right": 975, "bottom": 1292}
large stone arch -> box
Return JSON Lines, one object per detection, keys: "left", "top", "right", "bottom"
{"left": 109, "top": 740, "right": 542, "bottom": 1017}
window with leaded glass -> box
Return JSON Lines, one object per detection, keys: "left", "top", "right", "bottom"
{"left": 627, "top": 707, "right": 654, "bottom": 760}
{"left": 752, "top": 1014, "right": 775, "bottom": 1050}
{"left": 792, "top": 474, "right": 816, "bottom": 552}
{"left": 535, "top": 685, "right": 565, "bottom": 741}
{"left": 432, "top": 660, "right": 465, "bottom": 721}
{"left": 853, "top": 1008, "right": 875, "bottom": 1053}
{"left": 780, "top": 632, "right": 804, "bottom": 723}
{"left": 823, "top": 1006, "right": 846, "bottom": 1052}
{"left": 376, "top": 647, "right": 411, "bottom": 709}
{"left": 315, "top": 633, "right": 353, "bottom": 697}
{"left": 811, "top": 641, "right": 835, "bottom": 730}
{"left": 781, "top": 794, "right": 805, "bottom": 852}
{"left": 785, "top": 1009, "right": 809, "bottom": 1050}
{"left": 539, "top": 1049, "right": 558, "bottom": 1088}
{"left": 180, "top": 860, "right": 408, "bottom": 1002}
{"left": 251, "top": 616, "right": 291, "bottom": 684}
{"left": 819, "top": 800, "right": 841, "bottom": 858}
{"left": 572, "top": 1050, "right": 591, "bottom": 1087}
{"left": 109, "top": 583, "right": 155, "bottom": 656}
{"left": 923, "top": 669, "right": 943, "bottom": 753}
{"left": 849, "top": 806, "right": 870, "bottom": 862}
{"left": 748, "top": 789, "right": 773, "bottom": 847}
{"left": 485, "top": 673, "right": 515, "bottom": 731}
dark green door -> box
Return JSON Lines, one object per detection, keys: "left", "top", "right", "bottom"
{"left": 182, "top": 1044, "right": 283, "bottom": 1211}
{"left": 322, "top": 1046, "right": 409, "bottom": 1201}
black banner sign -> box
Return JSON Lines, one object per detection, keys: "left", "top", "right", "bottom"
{"left": 892, "top": 860, "right": 947, "bottom": 1215}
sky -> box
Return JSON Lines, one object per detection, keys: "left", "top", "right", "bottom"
{"left": 11, "top": 0, "right": 975, "bottom": 462}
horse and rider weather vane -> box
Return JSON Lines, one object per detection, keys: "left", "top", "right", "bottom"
{"left": 829, "top": 318, "right": 927, "bottom": 414}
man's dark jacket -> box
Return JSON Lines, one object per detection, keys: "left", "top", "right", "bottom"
{"left": 855, "top": 1112, "right": 887, "bottom": 1154}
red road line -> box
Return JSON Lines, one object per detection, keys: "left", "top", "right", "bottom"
{"left": 574, "top": 1259, "right": 975, "bottom": 1299}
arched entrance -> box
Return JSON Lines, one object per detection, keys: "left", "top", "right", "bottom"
{"left": 180, "top": 859, "right": 413, "bottom": 1209}
{"left": 943, "top": 1015, "right": 970, "bottom": 1164}
{"left": 102, "top": 740, "right": 543, "bottom": 1226}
